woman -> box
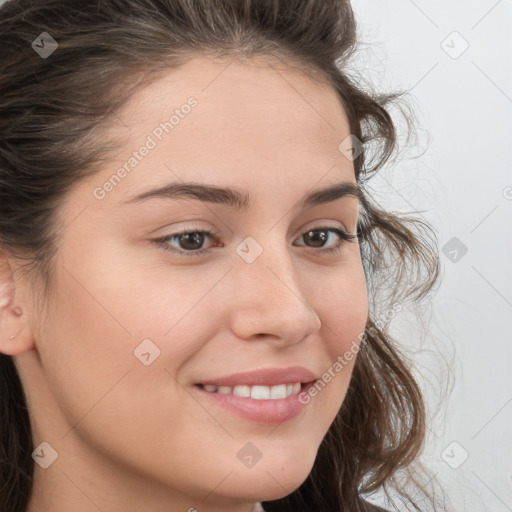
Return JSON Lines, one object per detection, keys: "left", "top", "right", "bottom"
{"left": 0, "top": 1, "right": 442, "bottom": 511}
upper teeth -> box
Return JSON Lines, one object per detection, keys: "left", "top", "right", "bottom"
{"left": 201, "top": 383, "right": 301, "bottom": 399}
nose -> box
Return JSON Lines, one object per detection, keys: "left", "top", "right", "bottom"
{"left": 227, "top": 243, "right": 322, "bottom": 347}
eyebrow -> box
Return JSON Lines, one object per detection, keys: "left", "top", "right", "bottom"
{"left": 122, "top": 180, "right": 363, "bottom": 210}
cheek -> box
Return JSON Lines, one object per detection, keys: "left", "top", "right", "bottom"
{"left": 36, "top": 270, "right": 134, "bottom": 434}
{"left": 41, "top": 239, "right": 224, "bottom": 431}
{"left": 307, "top": 258, "right": 368, "bottom": 415}
{"left": 318, "top": 256, "right": 369, "bottom": 355}
{"left": 36, "top": 261, "right": 208, "bottom": 484}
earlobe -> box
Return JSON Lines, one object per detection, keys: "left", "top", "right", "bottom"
{"left": 0, "top": 303, "right": 33, "bottom": 356}
{"left": 7, "top": 312, "right": 25, "bottom": 340}
{"left": 0, "top": 253, "right": 35, "bottom": 356}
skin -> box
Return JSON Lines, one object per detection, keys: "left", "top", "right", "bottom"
{"left": 0, "top": 55, "right": 368, "bottom": 512}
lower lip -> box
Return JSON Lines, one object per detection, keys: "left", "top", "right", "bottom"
{"left": 192, "top": 382, "right": 316, "bottom": 425}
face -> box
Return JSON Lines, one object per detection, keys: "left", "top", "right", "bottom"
{"left": 6, "top": 55, "right": 368, "bottom": 511}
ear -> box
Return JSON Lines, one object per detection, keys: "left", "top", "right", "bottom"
{"left": 0, "top": 247, "right": 35, "bottom": 356}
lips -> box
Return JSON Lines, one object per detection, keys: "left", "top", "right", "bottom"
{"left": 191, "top": 366, "right": 318, "bottom": 424}
{"left": 194, "top": 366, "right": 318, "bottom": 388}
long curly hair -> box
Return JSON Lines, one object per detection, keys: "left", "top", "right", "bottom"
{"left": 0, "top": 1, "right": 443, "bottom": 511}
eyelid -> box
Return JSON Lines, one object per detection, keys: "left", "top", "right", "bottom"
{"left": 151, "top": 221, "right": 357, "bottom": 257}
{"left": 301, "top": 219, "right": 352, "bottom": 234}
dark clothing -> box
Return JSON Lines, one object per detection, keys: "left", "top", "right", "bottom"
{"left": 259, "top": 499, "right": 391, "bottom": 511}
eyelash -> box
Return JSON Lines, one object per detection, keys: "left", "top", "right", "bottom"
{"left": 151, "top": 225, "right": 357, "bottom": 257}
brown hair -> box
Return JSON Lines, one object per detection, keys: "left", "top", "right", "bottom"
{"left": 0, "top": 1, "right": 443, "bottom": 511}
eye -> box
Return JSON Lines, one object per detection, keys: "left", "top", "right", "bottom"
{"left": 293, "top": 226, "right": 357, "bottom": 255}
{"left": 152, "top": 228, "right": 218, "bottom": 256}
{"left": 151, "top": 225, "right": 357, "bottom": 257}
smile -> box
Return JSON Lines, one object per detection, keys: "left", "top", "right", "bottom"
{"left": 197, "top": 382, "right": 302, "bottom": 399}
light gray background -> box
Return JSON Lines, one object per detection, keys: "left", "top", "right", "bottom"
{"left": 351, "top": 1, "right": 512, "bottom": 511}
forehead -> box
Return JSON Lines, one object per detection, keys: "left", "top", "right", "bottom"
{"left": 115, "top": 54, "right": 351, "bottom": 151}
{"left": 84, "top": 55, "right": 356, "bottom": 211}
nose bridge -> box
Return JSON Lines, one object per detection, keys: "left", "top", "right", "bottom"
{"left": 228, "top": 234, "right": 321, "bottom": 343}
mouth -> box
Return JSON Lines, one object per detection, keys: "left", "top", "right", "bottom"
{"left": 191, "top": 367, "right": 318, "bottom": 425}
{"left": 195, "top": 382, "right": 303, "bottom": 399}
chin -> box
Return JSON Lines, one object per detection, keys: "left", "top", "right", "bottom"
{"left": 218, "top": 445, "right": 316, "bottom": 503}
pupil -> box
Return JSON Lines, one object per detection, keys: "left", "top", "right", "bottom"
{"left": 180, "top": 232, "right": 204, "bottom": 250}
{"left": 306, "top": 230, "right": 327, "bottom": 248}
